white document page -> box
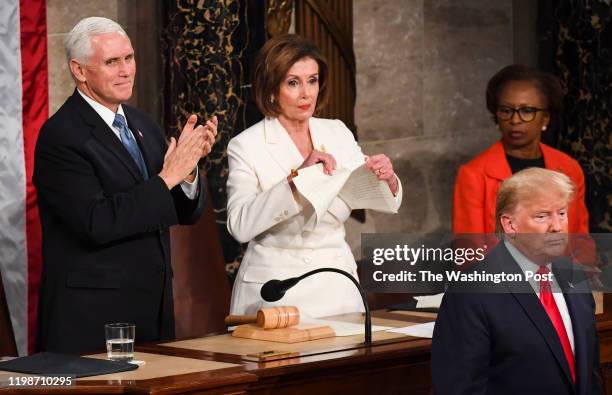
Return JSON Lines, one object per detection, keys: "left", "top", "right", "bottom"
{"left": 292, "top": 163, "right": 398, "bottom": 225}
{"left": 291, "top": 163, "right": 351, "bottom": 223}
{"left": 338, "top": 164, "right": 397, "bottom": 212}
{"left": 386, "top": 321, "right": 436, "bottom": 339}
{"left": 302, "top": 317, "right": 392, "bottom": 337}
{"left": 414, "top": 293, "right": 444, "bottom": 309}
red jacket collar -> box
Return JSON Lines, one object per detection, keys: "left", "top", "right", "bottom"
{"left": 483, "top": 140, "right": 568, "bottom": 180}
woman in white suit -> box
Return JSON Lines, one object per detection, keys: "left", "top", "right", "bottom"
{"left": 227, "top": 34, "right": 402, "bottom": 318}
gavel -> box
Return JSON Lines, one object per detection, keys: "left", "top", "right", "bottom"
{"left": 225, "top": 306, "right": 300, "bottom": 329}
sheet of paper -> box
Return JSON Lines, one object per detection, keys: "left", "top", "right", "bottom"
{"left": 292, "top": 163, "right": 351, "bottom": 223}
{"left": 302, "top": 318, "right": 392, "bottom": 337}
{"left": 386, "top": 322, "right": 435, "bottom": 338}
{"left": 414, "top": 293, "right": 444, "bottom": 309}
{"left": 292, "top": 163, "right": 398, "bottom": 226}
{"left": 339, "top": 164, "right": 398, "bottom": 213}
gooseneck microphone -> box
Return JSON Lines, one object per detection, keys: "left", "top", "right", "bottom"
{"left": 260, "top": 267, "right": 372, "bottom": 345}
{"left": 260, "top": 278, "right": 300, "bottom": 302}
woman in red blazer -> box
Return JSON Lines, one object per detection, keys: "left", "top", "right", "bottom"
{"left": 453, "top": 65, "right": 589, "bottom": 235}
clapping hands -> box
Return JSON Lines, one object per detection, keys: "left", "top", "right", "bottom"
{"left": 159, "top": 114, "right": 218, "bottom": 189}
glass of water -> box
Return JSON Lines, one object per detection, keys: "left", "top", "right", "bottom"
{"left": 105, "top": 323, "right": 135, "bottom": 362}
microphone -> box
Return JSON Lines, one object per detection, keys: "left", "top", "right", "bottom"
{"left": 260, "top": 278, "right": 300, "bottom": 302}
{"left": 260, "top": 267, "right": 372, "bottom": 344}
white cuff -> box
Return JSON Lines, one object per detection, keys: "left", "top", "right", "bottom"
{"left": 180, "top": 167, "right": 199, "bottom": 200}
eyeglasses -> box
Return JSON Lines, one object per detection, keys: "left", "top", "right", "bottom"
{"left": 496, "top": 106, "right": 548, "bottom": 122}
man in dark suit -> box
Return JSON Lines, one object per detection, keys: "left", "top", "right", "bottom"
{"left": 34, "top": 17, "right": 217, "bottom": 353}
{"left": 432, "top": 168, "right": 601, "bottom": 394}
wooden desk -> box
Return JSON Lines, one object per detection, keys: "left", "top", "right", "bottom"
{"left": 0, "top": 311, "right": 434, "bottom": 394}
{"left": 4, "top": 311, "right": 612, "bottom": 394}
{"left": 0, "top": 352, "right": 256, "bottom": 394}
{"left": 141, "top": 311, "right": 612, "bottom": 395}
{"left": 141, "top": 311, "right": 436, "bottom": 395}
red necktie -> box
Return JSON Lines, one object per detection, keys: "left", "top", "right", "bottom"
{"left": 538, "top": 265, "right": 576, "bottom": 382}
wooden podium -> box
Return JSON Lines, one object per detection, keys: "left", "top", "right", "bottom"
{"left": 138, "top": 311, "right": 437, "bottom": 394}
{"left": 0, "top": 311, "right": 434, "bottom": 394}
{"left": 4, "top": 307, "right": 612, "bottom": 394}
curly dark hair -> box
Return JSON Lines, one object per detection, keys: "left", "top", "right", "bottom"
{"left": 486, "top": 64, "right": 565, "bottom": 130}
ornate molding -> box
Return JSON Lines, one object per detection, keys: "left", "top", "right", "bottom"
{"left": 267, "top": 0, "right": 294, "bottom": 37}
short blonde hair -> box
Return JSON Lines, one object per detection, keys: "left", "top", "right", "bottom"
{"left": 252, "top": 34, "right": 329, "bottom": 117}
{"left": 495, "top": 167, "right": 575, "bottom": 233}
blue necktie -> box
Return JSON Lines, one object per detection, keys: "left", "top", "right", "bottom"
{"left": 113, "top": 113, "right": 149, "bottom": 179}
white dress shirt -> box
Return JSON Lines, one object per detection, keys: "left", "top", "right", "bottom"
{"left": 505, "top": 240, "right": 575, "bottom": 353}
{"left": 77, "top": 89, "right": 198, "bottom": 199}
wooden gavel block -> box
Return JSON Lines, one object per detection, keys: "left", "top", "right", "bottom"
{"left": 229, "top": 305, "right": 335, "bottom": 344}
{"left": 225, "top": 306, "right": 300, "bottom": 329}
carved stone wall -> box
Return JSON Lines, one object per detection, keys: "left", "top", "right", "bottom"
{"left": 46, "top": 0, "right": 122, "bottom": 113}
{"left": 348, "top": 0, "right": 514, "bottom": 256}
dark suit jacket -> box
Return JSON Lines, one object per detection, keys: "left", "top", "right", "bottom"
{"left": 34, "top": 90, "right": 205, "bottom": 354}
{"left": 431, "top": 243, "right": 601, "bottom": 395}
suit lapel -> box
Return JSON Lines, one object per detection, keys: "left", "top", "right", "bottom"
{"left": 264, "top": 117, "right": 304, "bottom": 174}
{"left": 308, "top": 118, "right": 330, "bottom": 156}
{"left": 541, "top": 142, "right": 570, "bottom": 175}
{"left": 563, "top": 293, "right": 586, "bottom": 395}
{"left": 71, "top": 91, "right": 143, "bottom": 181}
{"left": 511, "top": 292, "right": 576, "bottom": 389}
{"left": 483, "top": 141, "right": 512, "bottom": 181}
{"left": 554, "top": 262, "right": 591, "bottom": 395}
{"left": 91, "top": 126, "right": 144, "bottom": 182}
{"left": 498, "top": 244, "right": 576, "bottom": 388}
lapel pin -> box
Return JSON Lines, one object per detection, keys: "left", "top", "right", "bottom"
{"left": 568, "top": 282, "right": 574, "bottom": 289}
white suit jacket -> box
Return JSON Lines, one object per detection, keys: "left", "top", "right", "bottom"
{"left": 226, "top": 117, "right": 402, "bottom": 317}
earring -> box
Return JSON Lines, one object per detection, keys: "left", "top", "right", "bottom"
{"left": 541, "top": 125, "right": 547, "bottom": 131}
{"left": 496, "top": 124, "right": 500, "bottom": 131}
{"left": 270, "top": 97, "right": 274, "bottom": 104}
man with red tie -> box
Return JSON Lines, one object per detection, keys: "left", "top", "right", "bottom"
{"left": 432, "top": 168, "right": 601, "bottom": 394}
